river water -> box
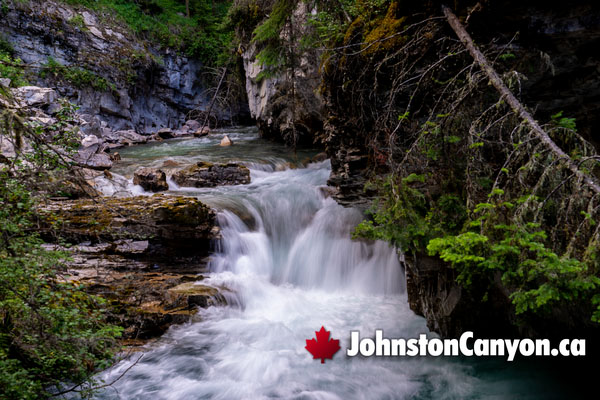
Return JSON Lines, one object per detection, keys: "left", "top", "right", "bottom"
{"left": 92, "top": 127, "right": 576, "bottom": 399}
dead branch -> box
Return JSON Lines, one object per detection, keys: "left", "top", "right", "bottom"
{"left": 443, "top": 5, "right": 600, "bottom": 195}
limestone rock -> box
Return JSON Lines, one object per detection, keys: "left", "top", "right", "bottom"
{"left": 13, "top": 86, "right": 58, "bottom": 106}
{"left": 74, "top": 148, "right": 113, "bottom": 170}
{"left": 115, "top": 129, "right": 148, "bottom": 145}
{"left": 172, "top": 161, "right": 250, "bottom": 188}
{"left": 133, "top": 167, "right": 169, "bottom": 192}
{"left": 184, "top": 119, "right": 200, "bottom": 132}
{"left": 220, "top": 135, "right": 232, "bottom": 146}
{"left": 38, "top": 195, "right": 217, "bottom": 253}
{"left": 81, "top": 135, "right": 100, "bottom": 148}
{"left": 166, "top": 282, "right": 224, "bottom": 308}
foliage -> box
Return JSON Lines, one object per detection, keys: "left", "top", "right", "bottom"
{"left": 550, "top": 110, "right": 577, "bottom": 132}
{"left": 248, "top": 0, "right": 296, "bottom": 78}
{"left": 0, "top": 37, "right": 28, "bottom": 87}
{"left": 353, "top": 174, "right": 467, "bottom": 253}
{"left": 427, "top": 201, "right": 600, "bottom": 318}
{"left": 0, "top": 93, "right": 122, "bottom": 399}
{"left": 0, "top": 34, "right": 15, "bottom": 56}
{"left": 62, "top": 0, "right": 233, "bottom": 65}
{"left": 68, "top": 13, "right": 87, "bottom": 30}
{"left": 40, "top": 57, "right": 116, "bottom": 92}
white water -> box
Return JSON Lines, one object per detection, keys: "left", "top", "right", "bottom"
{"left": 92, "top": 132, "right": 569, "bottom": 399}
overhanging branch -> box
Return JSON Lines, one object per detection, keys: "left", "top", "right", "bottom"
{"left": 442, "top": 5, "right": 600, "bottom": 194}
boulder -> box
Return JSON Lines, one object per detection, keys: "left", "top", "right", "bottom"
{"left": 193, "top": 126, "right": 210, "bottom": 137}
{"left": 74, "top": 147, "right": 113, "bottom": 170}
{"left": 133, "top": 167, "right": 169, "bottom": 192}
{"left": 157, "top": 128, "right": 175, "bottom": 139}
{"left": 115, "top": 129, "right": 148, "bottom": 145}
{"left": 172, "top": 161, "right": 250, "bottom": 188}
{"left": 81, "top": 135, "right": 101, "bottom": 148}
{"left": 220, "top": 135, "right": 232, "bottom": 146}
{"left": 184, "top": 119, "right": 201, "bottom": 132}
{"left": 0, "top": 78, "right": 11, "bottom": 88}
{"left": 13, "top": 86, "right": 58, "bottom": 106}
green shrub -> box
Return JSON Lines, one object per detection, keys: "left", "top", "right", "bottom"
{"left": 0, "top": 97, "right": 122, "bottom": 399}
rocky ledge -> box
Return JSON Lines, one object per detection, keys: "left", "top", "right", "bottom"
{"left": 38, "top": 195, "right": 223, "bottom": 341}
{"left": 38, "top": 195, "right": 218, "bottom": 257}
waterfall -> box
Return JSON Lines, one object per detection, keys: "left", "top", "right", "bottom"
{"left": 92, "top": 132, "right": 566, "bottom": 400}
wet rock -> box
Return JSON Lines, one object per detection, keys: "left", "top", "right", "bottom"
{"left": 110, "top": 152, "right": 121, "bottom": 161}
{"left": 133, "top": 167, "right": 169, "bottom": 192}
{"left": 308, "top": 152, "right": 328, "bottom": 164}
{"left": 220, "top": 135, "right": 232, "bottom": 146}
{"left": 404, "top": 254, "right": 515, "bottom": 339}
{"left": 193, "top": 126, "right": 210, "bottom": 137}
{"left": 172, "top": 161, "right": 250, "bottom": 188}
{"left": 166, "top": 282, "right": 224, "bottom": 309}
{"left": 157, "top": 128, "right": 175, "bottom": 139}
{"left": 62, "top": 262, "right": 224, "bottom": 340}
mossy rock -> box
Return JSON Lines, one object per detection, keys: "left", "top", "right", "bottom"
{"left": 38, "top": 195, "right": 217, "bottom": 253}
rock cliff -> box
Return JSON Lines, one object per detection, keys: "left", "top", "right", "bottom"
{"left": 0, "top": 0, "right": 241, "bottom": 136}
{"left": 238, "top": 1, "right": 323, "bottom": 146}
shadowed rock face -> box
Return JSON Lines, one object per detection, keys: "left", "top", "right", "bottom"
{"left": 172, "top": 161, "right": 251, "bottom": 188}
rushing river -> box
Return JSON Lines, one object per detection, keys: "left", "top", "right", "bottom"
{"left": 92, "top": 127, "right": 581, "bottom": 399}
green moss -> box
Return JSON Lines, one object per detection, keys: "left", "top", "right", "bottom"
{"left": 362, "top": 1, "right": 406, "bottom": 54}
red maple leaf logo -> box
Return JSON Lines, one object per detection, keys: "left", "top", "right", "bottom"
{"left": 305, "top": 326, "right": 341, "bottom": 364}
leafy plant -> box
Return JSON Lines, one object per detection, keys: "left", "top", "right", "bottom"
{"left": 62, "top": 0, "right": 233, "bottom": 65}
{"left": 551, "top": 110, "right": 577, "bottom": 132}
{"left": 0, "top": 37, "right": 27, "bottom": 87}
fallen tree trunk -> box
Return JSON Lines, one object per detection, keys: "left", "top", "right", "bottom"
{"left": 442, "top": 5, "right": 600, "bottom": 194}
